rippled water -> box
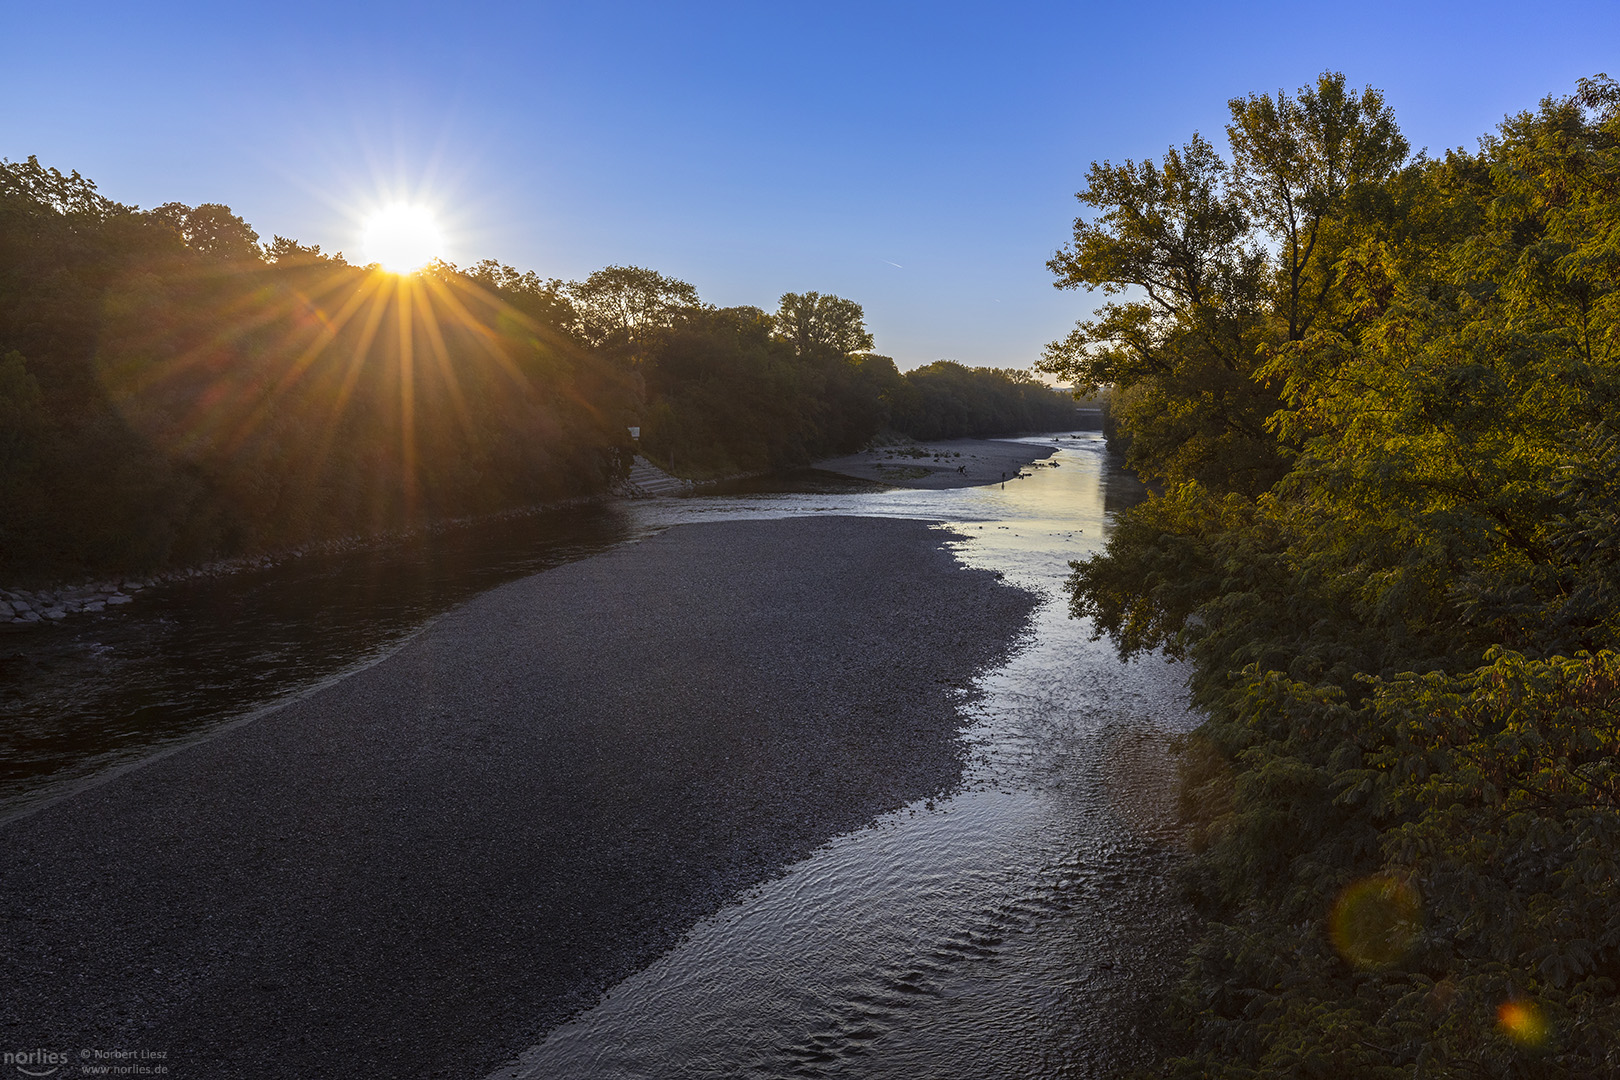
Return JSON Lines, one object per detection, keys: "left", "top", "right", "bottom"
{"left": 491, "top": 434, "right": 1198, "bottom": 1078}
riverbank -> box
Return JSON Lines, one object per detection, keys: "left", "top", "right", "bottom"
{"left": 0, "top": 494, "right": 608, "bottom": 633}
{"left": 0, "top": 516, "right": 1036, "bottom": 1079}
{"left": 813, "top": 436, "right": 1063, "bottom": 489}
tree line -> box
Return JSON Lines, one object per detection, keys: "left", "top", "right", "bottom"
{"left": 0, "top": 162, "right": 1081, "bottom": 579}
{"left": 1040, "top": 73, "right": 1620, "bottom": 1076}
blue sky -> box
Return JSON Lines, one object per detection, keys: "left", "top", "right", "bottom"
{"left": 3, "top": 1, "right": 1616, "bottom": 369}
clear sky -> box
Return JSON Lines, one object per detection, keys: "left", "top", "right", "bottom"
{"left": 3, "top": 1, "right": 1616, "bottom": 370}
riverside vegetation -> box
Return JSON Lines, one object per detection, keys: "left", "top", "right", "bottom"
{"left": 1040, "top": 73, "right": 1620, "bottom": 1076}
{"left": 0, "top": 165, "right": 1082, "bottom": 582}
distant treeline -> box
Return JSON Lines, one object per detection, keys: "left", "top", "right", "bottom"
{"left": 0, "top": 160, "right": 1081, "bottom": 579}
{"left": 1041, "top": 74, "right": 1620, "bottom": 1074}
{"left": 887, "top": 361, "right": 1087, "bottom": 442}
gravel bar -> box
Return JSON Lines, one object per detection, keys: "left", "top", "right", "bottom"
{"left": 813, "top": 437, "right": 1061, "bottom": 489}
{"left": 0, "top": 516, "right": 1035, "bottom": 1079}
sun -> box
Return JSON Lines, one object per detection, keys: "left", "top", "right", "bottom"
{"left": 360, "top": 204, "right": 444, "bottom": 274}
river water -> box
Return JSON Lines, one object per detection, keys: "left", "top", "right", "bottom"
{"left": 0, "top": 432, "right": 1196, "bottom": 1075}
{"left": 489, "top": 433, "right": 1197, "bottom": 1078}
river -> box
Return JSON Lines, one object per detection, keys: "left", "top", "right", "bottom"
{"left": 0, "top": 432, "right": 1196, "bottom": 1076}
{"left": 491, "top": 433, "right": 1196, "bottom": 1077}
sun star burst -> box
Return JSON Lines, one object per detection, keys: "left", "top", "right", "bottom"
{"left": 360, "top": 203, "right": 444, "bottom": 274}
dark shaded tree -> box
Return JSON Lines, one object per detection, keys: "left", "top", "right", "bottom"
{"left": 773, "top": 291, "right": 875, "bottom": 356}
{"left": 565, "top": 264, "right": 700, "bottom": 353}
{"left": 0, "top": 159, "right": 636, "bottom": 578}
{"left": 890, "top": 361, "right": 1081, "bottom": 439}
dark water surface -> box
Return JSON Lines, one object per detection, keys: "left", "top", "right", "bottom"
{"left": 0, "top": 505, "right": 646, "bottom": 819}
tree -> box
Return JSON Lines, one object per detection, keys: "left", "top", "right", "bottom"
{"left": 0, "top": 160, "right": 641, "bottom": 577}
{"left": 265, "top": 236, "right": 341, "bottom": 265}
{"left": 1037, "top": 133, "right": 1280, "bottom": 491}
{"left": 1226, "top": 72, "right": 1408, "bottom": 343}
{"left": 0, "top": 350, "right": 44, "bottom": 522}
{"left": 148, "top": 202, "right": 262, "bottom": 262}
{"left": 460, "top": 260, "right": 576, "bottom": 329}
{"left": 890, "top": 361, "right": 1081, "bottom": 439}
{"left": 773, "top": 291, "right": 874, "bottom": 357}
{"left": 565, "top": 265, "right": 699, "bottom": 349}
{"left": 0, "top": 155, "right": 119, "bottom": 217}
{"left": 1038, "top": 73, "right": 1411, "bottom": 496}
{"left": 1059, "top": 75, "right": 1620, "bottom": 1079}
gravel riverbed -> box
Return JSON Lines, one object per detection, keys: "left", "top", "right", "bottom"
{"left": 0, "top": 516, "right": 1035, "bottom": 1079}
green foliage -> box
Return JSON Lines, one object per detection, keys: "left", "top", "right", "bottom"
{"left": 1038, "top": 130, "right": 1279, "bottom": 492}
{"left": 0, "top": 350, "right": 45, "bottom": 531}
{"left": 148, "top": 202, "right": 263, "bottom": 262}
{"left": 1040, "top": 73, "right": 1411, "bottom": 495}
{"left": 564, "top": 264, "right": 700, "bottom": 353}
{"left": 640, "top": 303, "right": 828, "bottom": 476}
{"left": 773, "top": 291, "right": 875, "bottom": 356}
{"left": 1063, "top": 76, "right": 1620, "bottom": 1076}
{"left": 264, "top": 235, "right": 342, "bottom": 265}
{"left": 1226, "top": 74, "right": 1408, "bottom": 343}
{"left": 0, "top": 155, "right": 122, "bottom": 216}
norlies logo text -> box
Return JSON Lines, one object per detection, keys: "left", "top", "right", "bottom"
{"left": 4, "top": 1049, "right": 67, "bottom": 1077}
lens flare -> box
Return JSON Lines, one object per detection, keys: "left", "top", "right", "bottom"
{"left": 1329, "top": 875, "right": 1421, "bottom": 968}
{"left": 360, "top": 204, "right": 444, "bottom": 274}
{"left": 1498, "top": 999, "right": 1549, "bottom": 1046}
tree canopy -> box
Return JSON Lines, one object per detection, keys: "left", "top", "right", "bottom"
{"left": 565, "top": 264, "right": 700, "bottom": 351}
{"left": 772, "top": 291, "right": 876, "bottom": 357}
{"left": 1040, "top": 72, "right": 1411, "bottom": 495}
{"left": 0, "top": 162, "right": 636, "bottom": 576}
{"left": 1052, "top": 74, "right": 1620, "bottom": 1077}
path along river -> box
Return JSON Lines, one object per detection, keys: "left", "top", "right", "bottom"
{"left": 0, "top": 432, "right": 1197, "bottom": 1076}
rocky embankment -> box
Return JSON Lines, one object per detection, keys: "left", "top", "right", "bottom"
{"left": 1, "top": 581, "right": 146, "bottom": 627}
{"left": 0, "top": 555, "right": 284, "bottom": 631}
